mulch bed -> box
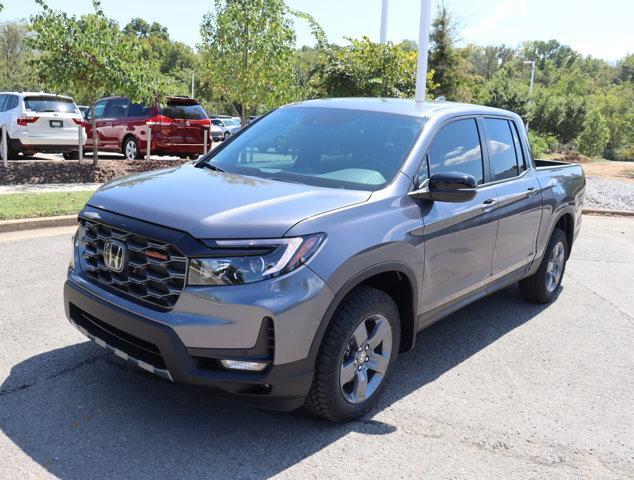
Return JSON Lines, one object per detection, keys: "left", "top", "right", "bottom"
{"left": 0, "top": 159, "right": 189, "bottom": 185}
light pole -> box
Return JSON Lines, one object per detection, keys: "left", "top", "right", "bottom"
{"left": 380, "top": 0, "right": 389, "bottom": 44}
{"left": 415, "top": 0, "right": 432, "bottom": 103}
{"left": 523, "top": 60, "right": 536, "bottom": 130}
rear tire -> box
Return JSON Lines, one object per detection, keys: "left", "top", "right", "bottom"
{"left": 304, "top": 286, "right": 400, "bottom": 422}
{"left": 63, "top": 151, "right": 79, "bottom": 160}
{"left": 223, "top": 131, "right": 230, "bottom": 140}
{"left": 122, "top": 136, "right": 141, "bottom": 160}
{"left": 0, "top": 132, "right": 18, "bottom": 160}
{"left": 520, "top": 227, "right": 568, "bottom": 303}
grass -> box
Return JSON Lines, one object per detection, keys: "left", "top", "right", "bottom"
{"left": 0, "top": 191, "right": 93, "bottom": 220}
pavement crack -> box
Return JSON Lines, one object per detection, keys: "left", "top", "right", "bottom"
{"left": 564, "top": 272, "right": 633, "bottom": 322}
{"left": 0, "top": 354, "right": 106, "bottom": 398}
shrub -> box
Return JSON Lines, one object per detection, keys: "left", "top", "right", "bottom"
{"left": 577, "top": 109, "right": 610, "bottom": 157}
{"left": 528, "top": 130, "right": 549, "bottom": 159}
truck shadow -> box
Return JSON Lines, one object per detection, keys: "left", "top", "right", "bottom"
{"left": 0, "top": 285, "right": 555, "bottom": 479}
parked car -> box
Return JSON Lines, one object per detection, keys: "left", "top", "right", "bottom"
{"left": 77, "top": 105, "right": 89, "bottom": 115}
{"left": 0, "top": 91, "right": 86, "bottom": 159}
{"left": 84, "top": 96, "right": 213, "bottom": 160}
{"left": 210, "top": 116, "right": 241, "bottom": 140}
{"left": 65, "top": 98, "right": 585, "bottom": 422}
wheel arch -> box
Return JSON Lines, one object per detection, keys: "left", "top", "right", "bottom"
{"left": 120, "top": 133, "right": 138, "bottom": 155}
{"left": 308, "top": 262, "right": 419, "bottom": 363}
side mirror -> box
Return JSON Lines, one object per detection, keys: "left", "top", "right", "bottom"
{"left": 409, "top": 172, "right": 478, "bottom": 203}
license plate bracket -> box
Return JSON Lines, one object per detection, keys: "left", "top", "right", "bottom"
{"left": 49, "top": 120, "right": 63, "bottom": 128}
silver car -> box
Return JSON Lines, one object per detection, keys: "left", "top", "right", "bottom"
{"left": 211, "top": 116, "right": 241, "bottom": 140}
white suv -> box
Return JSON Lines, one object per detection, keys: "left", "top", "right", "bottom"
{"left": 0, "top": 92, "right": 86, "bottom": 159}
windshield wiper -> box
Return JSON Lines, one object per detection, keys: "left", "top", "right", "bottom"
{"left": 198, "top": 162, "right": 227, "bottom": 173}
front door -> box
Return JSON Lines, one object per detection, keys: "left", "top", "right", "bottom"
{"left": 418, "top": 118, "right": 499, "bottom": 313}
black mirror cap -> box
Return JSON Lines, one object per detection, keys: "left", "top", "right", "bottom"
{"left": 428, "top": 172, "right": 478, "bottom": 202}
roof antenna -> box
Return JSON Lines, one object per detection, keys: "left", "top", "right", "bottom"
{"left": 434, "top": 96, "right": 446, "bottom": 102}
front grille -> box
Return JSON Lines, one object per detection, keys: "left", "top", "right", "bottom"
{"left": 79, "top": 219, "right": 187, "bottom": 310}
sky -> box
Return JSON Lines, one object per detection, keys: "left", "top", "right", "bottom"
{"left": 3, "top": 0, "right": 633, "bottom": 62}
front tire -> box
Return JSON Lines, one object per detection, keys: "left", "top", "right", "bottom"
{"left": 223, "top": 131, "right": 230, "bottom": 141}
{"left": 520, "top": 227, "right": 568, "bottom": 303}
{"left": 305, "top": 286, "right": 400, "bottom": 422}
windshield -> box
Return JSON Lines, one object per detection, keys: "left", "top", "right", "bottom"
{"left": 204, "top": 107, "right": 425, "bottom": 191}
{"left": 225, "top": 119, "right": 240, "bottom": 126}
{"left": 161, "top": 102, "right": 207, "bottom": 120}
{"left": 24, "top": 96, "right": 78, "bottom": 113}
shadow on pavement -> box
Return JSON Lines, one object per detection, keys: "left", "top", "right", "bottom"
{"left": 0, "top": 285, "right": 554, "bottom": 479}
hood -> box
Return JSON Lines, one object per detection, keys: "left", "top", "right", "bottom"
{"left": 87, "top": 163, "right": 370, "bottom": 238}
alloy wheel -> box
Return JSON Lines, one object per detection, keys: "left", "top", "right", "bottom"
{"left": 339, "top": 313, "right": 393, "bottom": 404}
{"left": 546, "top": 241, "right": 565, "bottom": 292}
{"left": 125, "top": 140, "right": 137, "bottom": 160}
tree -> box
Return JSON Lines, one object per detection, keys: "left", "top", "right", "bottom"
{"left": 0, "top": 21, "right": 38, "bottom": 91}
{"left": 577, "top": 109, "right": 609, "bottom": 157}
{"left": 29, "top": 0, "right": 160, "bottom": 165}
{"left": 428, "top": 3, "right": 461, "bottom": 99}
{"left": 200, "top": 0, "right": 323, "bottom": 125}
{"left": 310, "top": 37, "right": 435, "bottom": 99}
{"left": 483, "top": 67, "right": 529, "bottom": 117}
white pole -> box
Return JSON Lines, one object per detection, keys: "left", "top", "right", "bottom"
{"left": 78, "top": 125, "right": 84, "bottom": 164}
{"left": 146, "top": 125, "right": 152, "bottom": 161}
{"left": 191, "top": 73, "right": 195, "bottom": 98}
{"left": 1, "top": 126, "right": 7, "bottom": 167}
{"left": 414, "top": 0, "right": 433, "bottom": 103}
{"left": 380, "top": 0, "right": 389, "bottom": 44}
{"left": 203, "top": 126, "right": 208, "bottom": 154}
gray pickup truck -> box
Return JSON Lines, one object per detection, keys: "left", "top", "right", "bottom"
{"left": 65, "top": 98, "right": 585, "bottom": 421}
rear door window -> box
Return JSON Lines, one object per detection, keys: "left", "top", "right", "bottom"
{"left": 24, "top": 96, "right": 78, "bottom": 113}
{"left": 161, "top": 102, "right": 206, "bottom": 119}
{"left": 104, "top": 98, "right": 130, "bottom": 118}
{"left": 424, "top": 118, "right": 484, "bottom": 184}
{"left": 483, "top": 118, "right": 520, "bottom": 181}
{"left": 0, "top": 95, "right": 7, "bottom": 112}
{"left": 7, "top": 95, "right": 18, "bottom": 110}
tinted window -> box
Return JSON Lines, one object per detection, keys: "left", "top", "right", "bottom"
{"left": 104, "top": 98, "right": 129, "bottom": 118}
{"left": 427, "top": 119, "right": 484, "bottom": 184}
{"left": 24, "top": 96, "right": 78, "bottom": 113}
{"left": 7, "top": 95, "right": 18, "bottom": 110}
{"left": 211, "top": 119, "right": 223, "bottom": 126}
{"left": 91, "top": 100, "right": 107, "bottom": 119}
{"left": 483, "top": 118, "right": 519, "bottom": 181}
{"left": 161, "top": 102, "right": 206, "bottom": 119}
{"left": 510, "top": 121, "right": 527, "bottom": 171}
{"left": 0, "top": 95, "right": 7, "bottom": 112}
{"left": 128, "top": 102, "right": 150, "bottom": 117}
{"left": 206, "top": 107, "right": 425, "bottom": 191}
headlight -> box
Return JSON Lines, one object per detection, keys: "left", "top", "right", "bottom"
{"left": 188, "top": 234, "right": 325, "bottom": 286}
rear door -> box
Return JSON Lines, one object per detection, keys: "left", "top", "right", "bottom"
{"left": 22, "top": 95, "right": 82, "bottom": 143}
{"left": 419, "top": 118, "right": 499, "bottom": 314}
{"left": 483, "top": 117, "right": 543, "bottom": 278}
{"left": 160, "top": 99, "right": 209, "bottom": 152}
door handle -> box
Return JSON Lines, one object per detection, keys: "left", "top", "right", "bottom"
{"left": 481, "top": 199, "right": 498, "bottom": 212}
{"left": 527, "top": 186, "right": 538, "bottom": 197}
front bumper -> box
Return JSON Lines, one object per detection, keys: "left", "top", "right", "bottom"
{"left": 65, "top": 280, "right": 317, "bottom": 410}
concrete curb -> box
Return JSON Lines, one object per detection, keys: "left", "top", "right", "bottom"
{"left": 0, "top": 215, "right": 78, "bottom": 233}
{"left": 582, "top": 208, "right": 634, "bottom": 217}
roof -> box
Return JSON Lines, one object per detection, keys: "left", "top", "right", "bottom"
{"left": 0, "top": 91, "right": 75, "bottom": 100}
{"left": 284, "top": 97, "right": 515, "bottom": 119}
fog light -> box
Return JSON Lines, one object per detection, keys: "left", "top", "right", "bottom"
{"left": 220, "top": 359, "right": 269, "bottom": 371}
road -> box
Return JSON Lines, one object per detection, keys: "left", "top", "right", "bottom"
{"left": 0, "top": 216, "right": 632, "bottom": 479}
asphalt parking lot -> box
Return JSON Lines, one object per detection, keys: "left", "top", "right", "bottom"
{"left": 0, "top": 215, "right": 632, "bottom": 479}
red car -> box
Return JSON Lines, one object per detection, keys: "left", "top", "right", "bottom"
{"left": 84, "top": 96, "right": 212, "bottom": 160}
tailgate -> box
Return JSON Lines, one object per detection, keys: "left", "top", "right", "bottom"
{"left": 23, "top": 95, "right": 82, "bottom": 140}
{"left": 161, "top": 100, "right": 209, "bottom": 145}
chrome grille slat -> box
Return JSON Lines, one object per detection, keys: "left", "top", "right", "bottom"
{"left": 79, "top": 219, "right": 187, "bottom": 310}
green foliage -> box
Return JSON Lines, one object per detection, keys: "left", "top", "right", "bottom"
{"left": 309, "top": 37, "right": 435, "bottom": 99}
{"left": 528, "top": 130, "right": 549, "bottom": 159}
{"left": 483, "top": 67, "right": 529, "bottom": 117}
{"left": 200, "top": 0, "right": 306, "bottom": 123}
{"left": 0, "top": 21, "right": 39, "bottom": 91}
{"left": 29, "top": 0, "right": 165, "bottom": 165}
{"left": 577, "top": 109, "right": 610, "bottom": 157}
{"left": 428, "top": 4, "right": 461, "bottom": 99}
